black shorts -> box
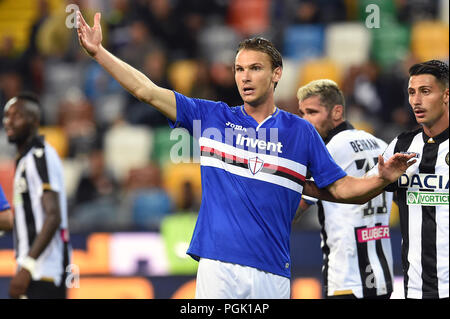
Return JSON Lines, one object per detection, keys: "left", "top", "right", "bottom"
{"left": 26, "top": 280, "right": 67, "bottom": 299}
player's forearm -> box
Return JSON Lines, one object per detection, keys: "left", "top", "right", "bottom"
{"left": 27, "top": 214, "right": 60, "bottom": 260}
{"left": 0, "top": 210, "right": 13, "bottom": 231}
{"left": 27, "top": 192, "right": 61, "bottom": 259}
{"left": 94, "top": 45, "right": 176, "bottom": 120}
{"left": 327, "top": 175, "right": 386, "bottom": 204}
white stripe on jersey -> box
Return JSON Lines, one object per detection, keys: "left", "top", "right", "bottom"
{"left": 199, "top": 137, "right": 306, "bottom": 194}
{"left": 199, "top": 137, "right": 307, "bottom": 175}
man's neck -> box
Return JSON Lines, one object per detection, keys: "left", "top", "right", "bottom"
{"left": 16, "top": 134, "right": 37, "bottom": 157}
{"left": 423, "top": 111, "right": 449, "bottom": 137}
{"left": 244, "top": 100, "right": 276, "bottom": 124}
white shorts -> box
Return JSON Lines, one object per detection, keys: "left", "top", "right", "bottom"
{"left": 195, "top": 258, "right": 290, "bottom": 299}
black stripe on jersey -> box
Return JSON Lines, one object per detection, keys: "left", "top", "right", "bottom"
{"left": 354, "top": 226, "right": 377, "bottom": 297}
{"left": 419, "top": 141, "right": 439, "bottom": 298}
{"left": 61, "top": 240, "right": 70, "bottom": 295}
{"left": 375, "top": 223, "right": 393, "bottom": 294}
{"left": 260, "top": 166, "right": 306, "bottom": 187}
{"left": 200, "top": 149, "right": 305, "bottom": 187}
{"left": 32, "top": 148, "right": 50, "bottom": 186}
{"left": 391, "top": 129, "right": 418, "bottom": 297}
{"left": 21, "top": 169, "right": 37, "bottom": 248}
{"left": 317, "top": 201, "right": 330, "bottom": 297}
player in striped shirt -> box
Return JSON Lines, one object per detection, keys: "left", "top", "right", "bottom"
{"left": 296, "top": 79, "right": 394, "bottom": 299}
{"left": 380, "top": 60, "right": 448, "bottom": 299}
{"left": 77, "top": 11, "right": 416, "bottom": 298}
{"left": 2, "top": 93, "right": 71, "bottom": 299}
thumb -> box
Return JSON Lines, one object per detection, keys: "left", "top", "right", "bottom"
{"left": 94, "top": 12, "right": 101, "bottom": 27}
{"left": 378, "top": 155, "right": 384, "bottom": 169}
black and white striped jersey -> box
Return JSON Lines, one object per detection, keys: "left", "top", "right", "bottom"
{"left": 13, "top": 136, "right": 70, "bottom": 286}
{"left": 383, "top": 127, "right": 449, "bottom": 299}
{"left": 305, "top": 122, "right": 394, "bottom": 298}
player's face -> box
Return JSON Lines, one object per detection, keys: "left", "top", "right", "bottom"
{"left": 234, "top": 49, "right": 281, "bottom": 107}
{"left": 408, "top": 74, "right": 449, "bottom": 129}
{"left": 3, "top": 101, "right": 34, "bottom": 144}
{"left": 298, "top": 95, "right": 334, "bottom": 139}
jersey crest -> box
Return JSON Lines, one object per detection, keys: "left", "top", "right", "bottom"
{"left": 248, "top": 156, "right": 264, "bottom": 175}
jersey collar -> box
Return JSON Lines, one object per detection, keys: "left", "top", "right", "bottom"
{"left": 16, "top": 135, "right": 45, "bottom": 164}
{"left": 422, "top": 127, "right": 449, "bottom": 144}
{"left": 323, "top": 121, "right": 354, "bottom": 145}
{"left": 239, "top": 105, "right": 279, "bottom": 130}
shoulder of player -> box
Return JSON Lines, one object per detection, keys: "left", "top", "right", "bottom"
{"left": 277, "top": 110, "right": 313, "bottom": 129}
{"left": 395, "top": 127, "right": 423, "bottom": 143}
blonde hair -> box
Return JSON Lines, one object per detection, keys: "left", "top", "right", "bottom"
{"left": 297, "top": 79, "right": 345, "bottom": 111}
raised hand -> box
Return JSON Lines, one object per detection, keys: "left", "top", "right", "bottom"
{"left": 377, "top": 153, "right": 417, "bottom": 183}
{"left": 77, "top": 11, "right": 103, "bottom": 58}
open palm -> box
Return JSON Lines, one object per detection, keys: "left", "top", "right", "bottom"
{"left": 77, "top": 12, "right": 102, "bottom": 57}
{"left": 377, "top": 153, "right": 416, "bottom": 183}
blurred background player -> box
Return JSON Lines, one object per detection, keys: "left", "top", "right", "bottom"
{"left": 378, "top": 60, "right": 449, "bottom": 299}
{"left": 2, "top": 92, "right": 71, "bottom": 299}
{"left": 0, "top": 184, "right": 13, "bottom": 237}
{"left": 296, "top": 79, "right": 394, "bottom": 299}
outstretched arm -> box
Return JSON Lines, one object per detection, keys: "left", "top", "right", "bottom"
{"left": 77, "top": 11, "right": 176, "bottom": 120}
{"left": 303, "top": 153, "right": 416, "bottom": 204}
{"left": 0, "top": 209, "right": 13, "bottom": 231}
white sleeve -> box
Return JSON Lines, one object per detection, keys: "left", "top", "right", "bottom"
{"left": 366, "top": 137, "right": 397, "bottom": 182}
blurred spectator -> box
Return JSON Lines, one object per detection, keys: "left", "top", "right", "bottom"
{"left": 121, "top": 163, "right": 173, "bottom": 230}
{"left": 209, "top": 60, "right": 242, "bottom": 107}
{"left": 117, "top": 20, "right": 163, "bottom": 70}
{"left": 83, "top": 60, "right": 125, "bottom": 126}
{"left": 69, "top": 148, "right": 119, "bottom": 233}
{"left": 0, "top": 72, "right": 23, "bottom": 111}
{"left": 397, "top": 0, "right": 439, "bottom": 23}
{"left": 74, "top": 149, "right": 118, "bottom": 206}
{"left": 178, "top": 180, "right": 200, "bottom": 213}
{"left": 0, "top": 36, "right": 19, "bottom": 74}
{"left": 227, "top": 0, "right": 271, "bottom": 37}
{"left": 342, "top": 62, "right": 383, "bottom": 117}
{"left": 138, "top": 0, "right": 187, "bottom": 60}
{"left": 289, "top": 0, "right": 347, "bottom": 25}
{"left": 105, "top": 0, "right": 137, "bottom": 53}
{"left": 124, "top": 48, "right": 172, "bottom": 126}
{"left": 57, "top": 87, "right": 103, "bottom": 158}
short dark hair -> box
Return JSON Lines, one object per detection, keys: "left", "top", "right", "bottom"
{"left": 16, "top": 91, "right": 41, "bottom": 123}
{"left": 409, "top": 60, "right": 449, "bottom": 88}
{"left": 236, "top": 37, "right": 283, "bottom": 71}
{"left": 16, "top": 91, "right": 40, "bottom": 105}
{"left": 236, "top": 37, "right": 283, "bottom": 89}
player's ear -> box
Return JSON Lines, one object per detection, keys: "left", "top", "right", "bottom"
{"left": 332, "top": 105, "right": 344, "bottom": 121}
{"left": 443, "top": 88, "right": 449, "bottom": 107}
{"left": 272, "top": 66, "right": 282, "bottom": 85}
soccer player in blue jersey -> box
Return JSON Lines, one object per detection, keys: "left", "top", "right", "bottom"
{"left": 0, "top": 184, "right": 13, "bottom": 234}
{"left": 77, "top": 11, "right": 416, "bottom": 298}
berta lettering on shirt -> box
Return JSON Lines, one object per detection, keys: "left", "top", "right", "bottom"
{"left": 357, "top": 225, "right": 390, "bottom": 243}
